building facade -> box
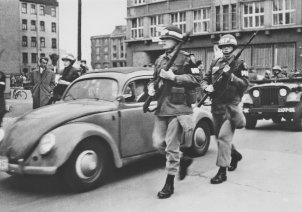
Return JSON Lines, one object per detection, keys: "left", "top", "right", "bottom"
{"left": 91, "top": 25, "right": 127, "bottom": 69}
{"left": 0, "top": 0, "right": 59, "bottom": 76}
{"left": 126, "top": 0, "right": 302, "bottom": 75}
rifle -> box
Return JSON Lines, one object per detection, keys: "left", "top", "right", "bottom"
{"left": 197, "top": 31, "right": 258, "bottom": 107}
{"left": 143, "top": 31, "right": 192, "bottom": 113}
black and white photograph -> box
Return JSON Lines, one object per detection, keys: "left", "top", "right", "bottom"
{"left": 0, "top": 0, "right": 302, "bottom": 211}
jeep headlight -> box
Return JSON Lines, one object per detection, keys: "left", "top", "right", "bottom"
{"left": 38, "top": 133, "right": 56, "bottom": 155}
{"left": 252, "top": 89, "right": 260, "bottom": 98}
{"left": 279, "top": 88, "right": 287, "bottom": 97}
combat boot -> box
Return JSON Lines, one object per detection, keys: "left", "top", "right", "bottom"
{"left": 228, "top": 150, "right": 242, "bottom": 171}
{"left": 179, "top": 156, "right": 193, "bottom": 180}
{"left": 157, "top": 175, "right": 174, "bottom": 199}
{"left": 210, "top": 167, "right": 227, "bottom": 184}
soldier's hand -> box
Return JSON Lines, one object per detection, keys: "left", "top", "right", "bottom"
{"left": 159, "top": 69, "right": 176, "bottom": 81}
{"left": 223, "top": 65, "right": 230, "bottom": 73}
{"left": 205, "top": 84, "right": 214, "bottom": 93}
{"left": 147, "top": 82, "right": 155, "bottom": 96}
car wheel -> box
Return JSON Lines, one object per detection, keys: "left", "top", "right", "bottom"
{"left": 245, "top": 116, "right": 257, "bottom": 129}
{"left": 272, "top": 117, "right": 282, "bottom": 123}
{"left": 62, "top": 139, "right": 112, "bottom": 192}
{"left": 188, "top": 121, "right": 211, "bottom": 157}
{"left": 293, "top": 102, "right": 302, "bottom": 131}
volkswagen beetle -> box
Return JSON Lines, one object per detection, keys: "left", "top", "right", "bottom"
{"left": 0, "top": 67, "right": 214, "bottom": 192}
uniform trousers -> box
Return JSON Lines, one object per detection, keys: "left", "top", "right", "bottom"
{"left": 212, "top": 102, "right": 246, "bottom": 167}
{"left": 152, "top": 116, "right": 182, "bottom": 175}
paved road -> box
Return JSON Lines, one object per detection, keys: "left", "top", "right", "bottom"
{"left": 1, "top": 120, "right": 302, "bottom": 212}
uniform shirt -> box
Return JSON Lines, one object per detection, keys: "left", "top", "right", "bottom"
{"left": 202, "top": 54, "right": 249, "bottom": 105}
{"left": 153, "top": 51, "right": 201, "bottom": 116}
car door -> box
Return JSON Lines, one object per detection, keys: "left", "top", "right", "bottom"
{"left": 119, "top": 77, "right": 157, "bottom": 157}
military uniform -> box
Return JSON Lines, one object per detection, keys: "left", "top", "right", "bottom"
{"left": 152, "top": 50, "right": 201, "bottom": 175}
{"left": 202, "top": 54, "right": 249, "bottom": 168}
{"left": 0, "top": 71, "right": 6, "bottom": 126}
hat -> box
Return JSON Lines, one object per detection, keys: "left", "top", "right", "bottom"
{"left": 160, "top": 25, "right": 183, "bottom": 42}
{"left": 218, "top": 34, "right": 237, "bottom": 49}
{"left": 272, "top": 65, "right": 281, "bottom": 71}
{"left": 62, "top": 54, "right": 76, "bottom": 62}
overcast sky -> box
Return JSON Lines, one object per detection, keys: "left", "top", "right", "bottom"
{"left": 58, "top": 0, "right": 127, "bottom": 66}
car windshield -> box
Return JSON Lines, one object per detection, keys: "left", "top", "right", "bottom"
{"left": 63, "top": 78, "right": 118, "bottom": 101}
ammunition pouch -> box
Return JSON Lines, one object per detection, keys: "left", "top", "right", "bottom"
{"left": 170, "top": 87, "right": 185, "bottom": 104}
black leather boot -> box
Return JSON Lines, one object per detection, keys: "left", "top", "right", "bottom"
{"left": 210, "top": 167, "right": 227, "bottom": 184}
{"left": 228, "top": 150, "right": 242, "bottom": 171}
{"left": 179, "top": 156, "right": 193, "bottom": 180}
{"left": 157, "top": 175, "right": 174, "bottom": 199}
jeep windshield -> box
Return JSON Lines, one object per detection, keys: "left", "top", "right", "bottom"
{"left": 63, "top": 78, "right": 118, "bottom": 102}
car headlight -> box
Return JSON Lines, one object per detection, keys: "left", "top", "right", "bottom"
{"left": 279, "top": 88, "right": 287, "bottom": 97}
{"left": 38, "top": 133, "right": 56, "bottom": 155}
{"left": 0, "top": 128, "right": 5, "bottom": 143}
{"left": 252, "top": 90, "right": 260, "bottom": 98}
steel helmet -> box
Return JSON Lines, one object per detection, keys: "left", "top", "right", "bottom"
{"left": 218, "top": 34, "right": 237, "bottom": 49}
{"left": 272, "top": 65, "right": 281, "bottom": 72}
{"left": 160, "top": 25, "right": 183, "bottom": 42}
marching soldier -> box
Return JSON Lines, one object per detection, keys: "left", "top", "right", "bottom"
{"left": 201, "top": 34, "right": 249, "bottom": 184}
{"left": 148, "top": 25, "right": 201, "bottom": 199}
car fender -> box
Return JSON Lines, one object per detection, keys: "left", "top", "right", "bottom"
{"left": 193, "top": 106, "right": 214, "bottom": 135}
{"left": 286, "top": 92, "right": 302, "bottom": 102}
{"left": 26, "top": 122, "right": 122, "bottom": 171}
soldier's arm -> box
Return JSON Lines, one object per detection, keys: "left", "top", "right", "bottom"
{"left": 231, "top": 61, "right": 249, "bottom": 92}
{"left": 200, "top": 61, "right": 215, "bottom": 90}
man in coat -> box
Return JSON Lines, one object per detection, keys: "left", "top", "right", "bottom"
{"left": 148, "top": 25, "right": 201, "bottom": 199}
{"left": 29, "top": 57, "right": 55, "bottom": 109}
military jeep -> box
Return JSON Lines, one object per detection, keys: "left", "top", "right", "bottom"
{"left": 242, "top": 77, "right": 302, "bottom": 131}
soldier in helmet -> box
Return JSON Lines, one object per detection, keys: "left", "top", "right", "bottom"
{"left": 201, "top": 34, "right": 249, "bottom": 184}
{"left": 148, "top": 25, "right": 201, "bottom": 199}
{"left": 272, "top": 65, "right": 286, "bottom": 81}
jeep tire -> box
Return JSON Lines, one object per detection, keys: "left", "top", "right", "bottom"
{"left": 245, "top": 115, "right": 257, "bottom": 129}
{"left": 293, "top": 102, "right": 302, "bottom": 131}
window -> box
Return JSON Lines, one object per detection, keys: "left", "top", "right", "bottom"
{"left": 171, "top": 12, "right": 186, "bottom": 33}
{"left": 112, "top": 53, "right": 117, "bottom": 59}
{"left": 21, "top": 3, "right": 27, "bottom": 14}
{"left": 273, "top": 0, "right": 295, "bottom": 25}
{"left": 113, "top": 45, "right": 117, "bottom": 52}
{"left": 104, "top": 55, "right": 109, "bottom": 61}
{"left": 96, "top": 47, "right": 100, "bottom": 54}
{"left": 274, "top": 43, "right": 295, "bottom": 70}
{"left": 131, "top": 18, "right": 144, "bottom": 39}
{"left": 216, "top": 6, "right": 221, "bottom": 31}
{"left": 243, "top": 2, "right": 264, "bottom": 28}
{"left": 52, "top": 38, "right": 57, "bottom": 49}
{"left": 31, "top": 37, "right": 37, "bottom": 47}
{"left": 31, "top": 53, "right": 37, "bottom": 63}
{"left": 40, "top": 21, "right": 45, "bottom": 31}
{"left": 96, "top": 55, "right": 101, "bottom": 61}
{"left": 51, "top": 22, "right": 56, "bottom": 32}
{"left": 193, "top": 8, "right": 210, "bottom": 34}
{"left": 253, "top": 45, "right": 273, "bottom": 68}
{"left": 51, "top": 7, "right": 56, "bottom": 17}
{"left": 222, "top": 5, "right": 229, "bottom": 31}
{"left": 150, "top": 15, "right": 164, "bottom": 37}
{"left": 104, "top": 46, "right": 108, "bottom": 53}
{"left": 31, "top": 4, "right": 36, "bottom": 14}
{"left": 40, "top": 5, "right": 45, "bottom": 15}
{"left": 22, "top": 19, "right": 27, "bottom": 30}
{"left": 40, "top": 37, "right": 45, "bottom": 48}
{"left": 22, "top": 53, "right": 28, "bottom": 64}
{"left": 231, "top": 4, "right": 237, "bottom": 30}
{"left": 40, "top": 53, "right": 45, "bottom": 58}
{"left": 133, "top": 0, "right": 145, "bottom": 5}
{"left": 22, "top": 36, "right": 27, "bottom": 47}
{"left": 123, "top": 79, "right": 150, "bottom": 103}
{"left": 31, "top": 20, "right": 36, "bottom": 31}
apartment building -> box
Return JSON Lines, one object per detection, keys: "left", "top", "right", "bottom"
{"left": 0, "top": 0, "right": 59, "bottom": 75}
{"left": 91, "top": 25, "right": 127, "bottom": 69}
{"left": 126, "top": 0, "right": 302, "bottom": 74}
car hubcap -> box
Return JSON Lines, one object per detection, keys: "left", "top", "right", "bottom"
{"left": 194, "top": 127, "right": 206, "bottom": 148}
{"left": 75, "top": 150, "right": 101, "bottom": 180}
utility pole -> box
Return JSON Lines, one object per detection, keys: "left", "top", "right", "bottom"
{"left": 78, "top": 0, "right": 82, "bottom": 61}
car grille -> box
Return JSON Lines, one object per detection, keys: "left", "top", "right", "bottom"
{"left": 260, "top": 87, "right": 279, "bottom": 106}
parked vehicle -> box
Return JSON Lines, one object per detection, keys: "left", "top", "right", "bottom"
{"left": 242, "top": 77, "right": 302, "bottom": 131}
{"left": 0, "top": 67, "right": 214, "bottom": 192}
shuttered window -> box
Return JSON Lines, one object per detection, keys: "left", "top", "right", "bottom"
{"left": 252, "top": 45, "right": 273, "bottom": 69}
{"left": 274, "top": 43, "right": 295, "bottom": 70}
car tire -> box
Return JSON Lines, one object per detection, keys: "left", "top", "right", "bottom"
{"left": 293, "top": 102, "right": 302, "bottom": 131}
{"left": 272, "top": 117, "right": 282, "bottom": 123}
{"left": 245, "top": 116, "right": 257, "bottom": 129}
{"left": 62, "top": 139, "right": 112, "bottom": 192}
{"left": 188, "top": 121, "right": 211, "bottom": 157}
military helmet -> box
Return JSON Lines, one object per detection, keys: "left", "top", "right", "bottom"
{"left": 272, "top": 65, "right": 282, "bottom": 73}
{"left": 62, "top": 54, "right": 76, "bottom": 62}
{"left": 218, "top": 34, "right": 237, "bottom": 49}
{"left": 160, "top": 25, "right": 183, "bottom": 42}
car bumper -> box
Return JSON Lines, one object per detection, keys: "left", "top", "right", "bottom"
{"left": 243, "top": 107, "right": 295, "bottom": 114}
{"left": 7, "top": 164, "right": 57, "bottom": 175}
